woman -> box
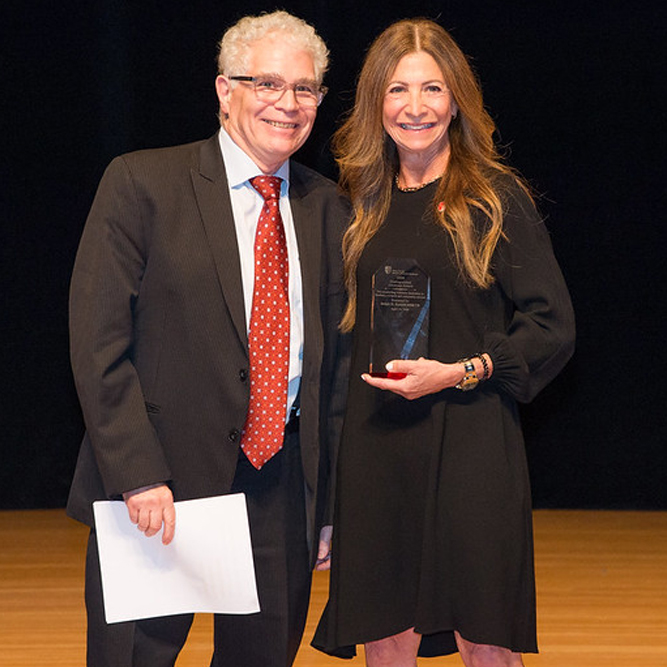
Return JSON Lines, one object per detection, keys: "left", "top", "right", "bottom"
{"left": 313, "top": 18, "right": 575, "bottom": 667}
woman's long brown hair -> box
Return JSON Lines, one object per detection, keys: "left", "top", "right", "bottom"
{"left": 334, "top": 18, "right": 531, "bottom": 331}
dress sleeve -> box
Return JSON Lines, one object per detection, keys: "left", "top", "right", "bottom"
{"left": 483, "top": 183, "right": 575, "bottom": 403}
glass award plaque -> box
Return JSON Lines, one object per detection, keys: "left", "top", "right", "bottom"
{"left": 369, "top": 258, "right": 430, "bottom": 378}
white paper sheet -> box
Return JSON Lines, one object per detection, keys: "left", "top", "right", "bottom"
{"left": 93, "top": 493, "right": 260, "bottom": 623}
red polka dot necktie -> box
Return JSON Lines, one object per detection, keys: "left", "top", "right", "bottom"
{"left": 241, "top": 176, "right": 290, "bottom": 469}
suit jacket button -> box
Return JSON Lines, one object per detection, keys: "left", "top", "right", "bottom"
{"left": 239, "top": 369, "right": 248, "bottom": 382}
{"left": 228, "top": 429, "right": 241, "bottom": 443}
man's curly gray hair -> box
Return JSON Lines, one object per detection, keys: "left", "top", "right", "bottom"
{"left": 217, "top": 10, "right": 329, "bottom": 83}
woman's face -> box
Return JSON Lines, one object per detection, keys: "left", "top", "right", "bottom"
{"left": 382, "top": 51, "right": 458, "bottom": 166}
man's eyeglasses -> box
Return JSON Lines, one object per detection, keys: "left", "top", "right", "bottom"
{"left": 229, "top": 76, "right": 328, "bottom": 108}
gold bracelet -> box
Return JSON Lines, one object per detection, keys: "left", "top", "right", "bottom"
{"left": 455, "top": 358, "right": 479, "bottom": 391}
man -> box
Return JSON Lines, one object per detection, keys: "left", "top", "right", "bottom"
{"left": 67, "top": 10, "right": 349, "bottom": 667}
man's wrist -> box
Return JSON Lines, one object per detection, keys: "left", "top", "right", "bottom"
{"left": 122, "top": 483, "right": 167, "bottom": 500}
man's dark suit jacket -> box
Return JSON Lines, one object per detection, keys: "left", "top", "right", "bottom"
{"left": 67, "top": 134, "right": 350, "bottom": 560}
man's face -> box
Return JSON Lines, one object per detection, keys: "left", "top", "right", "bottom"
{"left": 216, "top": 35, "right": 319, "bottom": 174}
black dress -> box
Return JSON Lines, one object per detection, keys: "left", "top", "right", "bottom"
{"left": 313, "top": 179, "right": 575, "bottom": 658}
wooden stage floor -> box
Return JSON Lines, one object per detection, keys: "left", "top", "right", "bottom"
{"left": 2, "top": 509, "right": 666, "bottom": 666}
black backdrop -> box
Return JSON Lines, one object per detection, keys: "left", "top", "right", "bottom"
{"left": 2, "top": 1, "right": 665, "bottom": 510}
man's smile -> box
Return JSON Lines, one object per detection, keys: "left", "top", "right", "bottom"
{"left": 263, "top": 119, "right": 299, "bottom": 129}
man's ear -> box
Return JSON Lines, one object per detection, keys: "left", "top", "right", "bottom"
{"left": 215, "top": 75, "right": 231, "bottom": 117}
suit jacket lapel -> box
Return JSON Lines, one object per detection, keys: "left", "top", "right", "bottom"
{"left": 289, "top": 166, "right": 323, "bottom": 369}
{"left": 192, "top": 135, "right": 248, "bottom": 351}
{"left": 289, "top": 165, "right": 327, "bottom": 553}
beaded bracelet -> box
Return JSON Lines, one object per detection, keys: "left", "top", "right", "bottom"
{"left": 475, "top": 353, "right": 490, "bottom": 381}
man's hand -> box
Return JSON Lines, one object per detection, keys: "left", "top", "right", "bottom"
{"left": 122, "top": 484, "right": 176, "bottom": 545}
{"left": 315, "top": 525, "right": 333, "bottom": 571}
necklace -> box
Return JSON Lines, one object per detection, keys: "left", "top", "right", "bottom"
{"left": 395, "top": 173, "right": 443, "bottom": 192}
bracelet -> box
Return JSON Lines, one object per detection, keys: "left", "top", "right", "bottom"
{"left": 455, "top": 358, "right": 479, "bottom": 391}
{"left": 475, "top": 353, "right": 490, "bottom": 381}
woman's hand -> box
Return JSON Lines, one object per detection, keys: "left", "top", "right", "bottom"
{"left": 361, "top": 358, "right": 465, "bottom": 400}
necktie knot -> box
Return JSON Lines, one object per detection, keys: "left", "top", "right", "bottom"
{"left": 250, "top": 175, "right": 282, "bottom": 202}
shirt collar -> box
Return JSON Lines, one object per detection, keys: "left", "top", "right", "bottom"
{"left": 218, "top": 127, "right": 290, "bottom": 190}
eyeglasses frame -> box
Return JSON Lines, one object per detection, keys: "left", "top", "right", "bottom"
{"left": 228, "top": 75, "right": 328, "bottom": 107}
